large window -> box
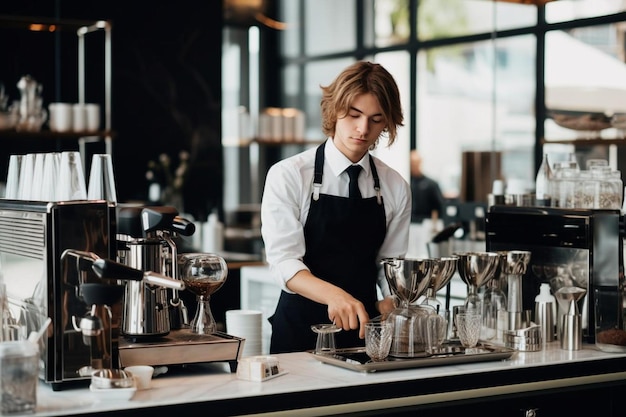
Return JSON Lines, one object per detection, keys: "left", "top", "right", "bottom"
{"left": 267, "top": 0, "right": 626, "bottom": 203}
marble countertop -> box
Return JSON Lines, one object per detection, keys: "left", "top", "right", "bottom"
{"left": 32, "top": 342, "right": 626, "bottom": 416}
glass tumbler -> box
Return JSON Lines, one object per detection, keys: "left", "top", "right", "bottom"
{"left": 311, "top": 324, "right": 342, "bottom": 355}
{"left": 5, "top": 155, "right": 22, "bottom": 199}
{"left": 365, "top": 320, "right": 393, "bottom": 362}
{"left": 87, "top": 154, "right": 118, "bottom": 202}
{"left": 455, "top": 310, "right": 482, "bottom": 348}
{"left": 57, "top": 151, "right": 87, "bottom": 201}
{"left": 0, "top": 341, "right": 38, "bottom": 414}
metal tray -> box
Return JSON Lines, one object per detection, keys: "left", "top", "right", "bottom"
{"left": 119, "top": 330, "right": 244, "bottom": 372}
{"left": 308, "top": 342, "right": 516, "bottom": 373}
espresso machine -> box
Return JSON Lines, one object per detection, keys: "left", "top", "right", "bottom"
{"left": 114, "top": 205, "right": 244, "bottom": 370}
{"left": 0, "top": 200, "right": 115, "bottom": 390}
{"left": 485, "top": 205, "right": 623, "bottom": 343}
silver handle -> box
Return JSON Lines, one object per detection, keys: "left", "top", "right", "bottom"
{"left": 144, "top": 272, "right": 185, "bottom": 290}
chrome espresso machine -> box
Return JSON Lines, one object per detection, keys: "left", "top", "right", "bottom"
{"left": 0, "top": 200, "right": 116, "bottom": 390}
{"left": 0, "top": 200, "right": 243, "bottom": 391}
{"left": 485, "top": 205, "right": 623, "bottom": 343}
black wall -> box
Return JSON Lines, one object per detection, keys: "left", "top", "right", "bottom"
{"left": 0, "top": 0, "right": 223, "bottom": 221}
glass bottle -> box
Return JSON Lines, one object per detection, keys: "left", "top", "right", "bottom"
{"left": 535, "top": 153, "right": 553, "bottom": 206}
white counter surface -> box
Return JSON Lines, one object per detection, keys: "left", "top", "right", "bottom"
{"left": 31, "top": 342, "right": 626, "bottom": 416}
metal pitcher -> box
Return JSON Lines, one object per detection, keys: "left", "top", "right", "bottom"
{"left": 116, "top": 205, "right": 195, "bottom": 339}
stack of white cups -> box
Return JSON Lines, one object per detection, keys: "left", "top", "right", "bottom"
{"left": 226, "top": 310, "right": 263, "bottom": 358}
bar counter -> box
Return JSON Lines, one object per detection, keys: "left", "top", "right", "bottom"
{"left": 29, "top": 341, "right": 626, "bottom": 416}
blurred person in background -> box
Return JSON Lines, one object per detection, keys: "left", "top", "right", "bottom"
{"left": 410, "top": 150, "right": 445, "bottom": 224}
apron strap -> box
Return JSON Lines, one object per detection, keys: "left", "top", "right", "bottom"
{"left": 312, "top": 142, "right": 325, "bottom": 201}
{"left": 312, "top": 141, "right": 382, "bottom": 204}
{"left": 368, "top": 154, "right": 382, "bottom": 205}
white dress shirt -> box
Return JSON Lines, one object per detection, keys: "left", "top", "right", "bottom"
{"left": 260, "top": 138, "right": 411, "bottom": 296}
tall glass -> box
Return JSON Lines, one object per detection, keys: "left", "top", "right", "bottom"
{"left": 4, "top": 155, "right": 22, "bottom": 199}
{"left": 87, "top": 154, "right": 118, "bottom": 202}
{"left": 56, "top": 151, "right": 87, "bottom": 201}
{"left": 30, "top": 153, "right": 45, "bottom": 201}
{"left": 40, "top": 153, "right": 60, "bottom": 202}
{"left": 17, "top": 154, "right": 35, "bottom": 200}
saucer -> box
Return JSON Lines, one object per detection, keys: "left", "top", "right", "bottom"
{"left": 89, "top": 384, "right": 137, "bottom": 401}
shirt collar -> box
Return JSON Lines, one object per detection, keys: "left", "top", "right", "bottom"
{"left": 325, "top": 138, "right": 371, "bottom": 178}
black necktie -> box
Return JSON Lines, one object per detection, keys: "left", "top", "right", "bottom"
{"left": 346, "top": 165, "right": 362, "bottom": 199}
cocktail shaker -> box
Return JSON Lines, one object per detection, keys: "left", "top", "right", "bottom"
{"left": 534, "top": 283, "right": 555, "bottom": 343}
{"left": 561, "top": 299, "right": 582, "bottom": 351}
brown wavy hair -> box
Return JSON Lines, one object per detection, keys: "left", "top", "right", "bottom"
{"left": 320, "top": 61, "right": 404, "bottom": 148}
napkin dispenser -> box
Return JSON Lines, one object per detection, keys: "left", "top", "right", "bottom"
{"left": 0, "top": 200, "right": 115, "bottom": 390}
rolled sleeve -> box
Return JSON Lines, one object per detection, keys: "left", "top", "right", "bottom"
{"left": 261, "top": 154, "right": 314, "bottom": 293}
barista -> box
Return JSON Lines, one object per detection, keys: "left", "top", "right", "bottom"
{"left": 261, "top": 61, "right": 411, "bottom": 353}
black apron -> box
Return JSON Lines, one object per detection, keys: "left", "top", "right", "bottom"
{"left": 269, "top": 143, "right": 387, "bottom": 353}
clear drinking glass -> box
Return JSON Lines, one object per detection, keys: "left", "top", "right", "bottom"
{"left": 455, "top": 310, "right": 482, "bottom": 348}
{"left": 56, "top": 151, "right": 87, "bottom": 201}
{"left": 40, "top": 153, "right": 60, "bottom": 201}
{"left": 424, "top": 313, "right": 447, "bottom": 354}
{"left": 311, "top": 324, "right": 341, "bottom": 355}
{"left": 30, "top": 153, "right": 45, "bottom": 201}
{"left": 365, "top": 320, "right": 393, "bottom": 362}
{"left": 17, "top": 153, "right": 35, "bottom": 200}
{"left": 87, "top": 154, "right": 117, "bottom": 202}
{"left": 0, "top": 341, "right": 38, "bottom": 414}
{"left": 4, "top": 155, "right": 22, "bottom": 199}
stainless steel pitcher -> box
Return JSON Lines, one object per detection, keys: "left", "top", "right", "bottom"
{"left": 116, "top": 205, "right": 195, "bottom": 339}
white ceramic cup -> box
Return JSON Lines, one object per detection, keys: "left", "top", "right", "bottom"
{"left": 48, "top": 103, "right": 73, "bottom": 132}
{"left": 72, "top": 103, "right": 86, "bottom": 132}
{"left": 124, "top": 365, "right": 154, "bottom": 390}
{"left": 84, "top": 103, "right": 101, "bottom": 132}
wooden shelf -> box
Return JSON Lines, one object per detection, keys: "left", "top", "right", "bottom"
{"left": 541, "top": 138, "right": 626, "bottom": 146}
{"left": 0, "top": 130, "right": 114, "bottom": 139}
{"left": 222, "top": 138, "right": 324, "bottom": 147}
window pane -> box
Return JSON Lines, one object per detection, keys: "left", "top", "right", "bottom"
{"left": 546, "top": 0, "right": 626, "bottom": 24}
{"left": 305, "top": 0, "right": 356, "bottom": 55}
{"left": 544, "top": 25, "right": 626, "bottom": 140}
{"left": 417, "top": 0, "right": 536, "bottom": 41}
{"left": 374, "top": 0, "right": 410, "bottom": 47}
{"left": 279, "top": 0, "right": 300, "bottom": 58}
{"left": 417, "top": 36, "right": 536, "bottom": 198}
{"left": 303, "top": 59, "right": 356, "bottom": 140}
{"left": 372, "top": 52, "right": 411, "bottom": 180}
{"left": 281, "top": 64, "right": 300, "bottom": 109}
{"left": 222, "top": 27, "right": 249, "bottom": 144}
